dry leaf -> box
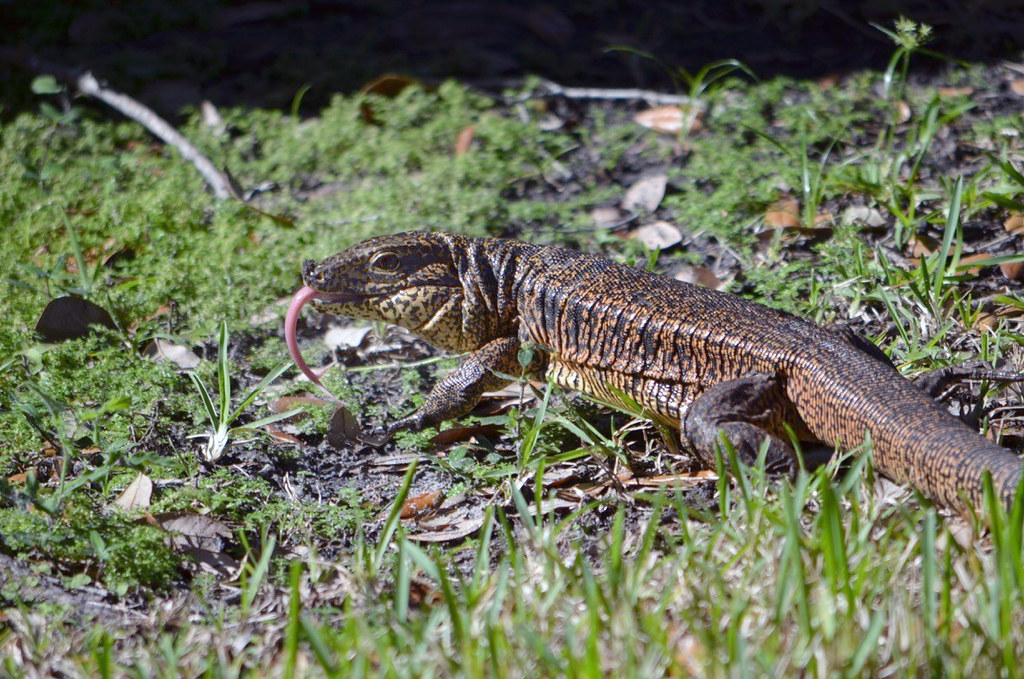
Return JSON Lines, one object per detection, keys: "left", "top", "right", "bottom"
{"left": 114, "top": 473, "right": 153, "bottom": 511}
{"left": 35, "top": 296, "right": 116, "bottom": 342}
{"left": 958, "top": 253, "right": 995, "bottom": 275}
{"left": 590, "top": 206, "right": 624, "bottom": 229}
{"left": 324, "top": 325, "right": 372, "bottom": 350}
{"left": 843, "top": 205, "right": 886, "bottom": 228}
{"left": 152, "top": 511, "right": 239, "bottom": 576}
{"left": 631, "top": 221, "right": 682, "bottom": 250}
{"left": 1000, "top": 261, "right": 1024, "bottom": 281}
{"left": 764, "top": 196, "right": 801, "bottom": 228}
{"left": 1011, "top": 80, "right": 1024, "bottom": 97}
{"left": 674, "top": 265, "right": 723, "bottom": 290}
{"left": 401, "top": 489, "right": 444, "bottom": 519}
{"left": 938, "top": 86, "right": 973, "bottom": 98}
{"left": 895, "top": 100, "right": 912, "bottom": 124}
{"left": 1005, "top": 214, "right": 1024, "bottom": 235}
{"left": 633, "top": 105, "right": 703, "bottom": 135}
{"left": 143, "top": 338, "right": 200, "bottom": 369}
{"left": 910, "top": 234, "right": 940, "bottom": 257}
{"left": 327, "top": 406, "right": 361, "bottom": 447}
{"left": 454, "top": 125, "right": 475, "bottom": 156}
{"left": 406, "top": 515, "right": 485, "bottom": 543}
{"left": 974, "top": 312, "right": 998, "bottom": 332}
{"left": 622, "top": 173, "right": 668, "bottom": 213}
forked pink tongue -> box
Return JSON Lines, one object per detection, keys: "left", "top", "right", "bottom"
{"left": 285, "top": 285, "right": 337, "bottom": 399}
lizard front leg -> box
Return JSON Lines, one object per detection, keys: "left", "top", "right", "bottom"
{"left": 386, "top": 336, "right": 527, "bottom": 436}
{"left": 682, "top": 372, "right": 800, "bottom": 476}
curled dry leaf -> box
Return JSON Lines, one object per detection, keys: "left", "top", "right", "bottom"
{"left": 1000, "top": 261, "right": 1024, "bottom": 281}
{"left": 143, "top": 338, "right": 200, "bottom": 369}
{"left": 633, "top": 105, "right": 702, "bottom": 135}
{"left": 113, "top": 473, "right": 153, "bottom": 511}
{"left": 1004, "top": 214, "right": 1024, "bottom": 235}
{"left": 631, "top": 221, "right": 682, "bottom": 250}
{"left": 622, "top": 173, "right": 668, "bottom": 213}
{"left": 35, "top": 296, "right": 116, "bottom": 342}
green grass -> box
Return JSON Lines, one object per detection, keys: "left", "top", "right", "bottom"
{"left": 4, "top": 18, "right": 1024, "bottom": 676}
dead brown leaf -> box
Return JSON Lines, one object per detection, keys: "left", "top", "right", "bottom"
{"left": 895, "top": 100, "right": 912, "bottom": 124}
{"left": 35, "top": 296, "right": 117, "bottom": 342}
{"left": 454, "top": 125, "right": 475, "bottom": 156}
{"left": 401, "top": 490, "right": 444, "bottom": 519}
{"left": 113, "top": 473, "right": 153, "bottom": 511}
{"left": 1011, "top": 80, "right": 1024, "bottom": 97}
{"left": 622, "top": 173, "right": 668, "bottom": 213}
{"left": 633, "top": 105, "right": 702, "bottom": 135}
{"left": 958, "top": 252, "right": 995, "bottom": 275}
{"left": 673, "top": 265, "right": 724, "bottom": 290}
{"left": 406, "top": 515, "right": 485, "bottom": 543}
{"left": 764, "top": 196, "right": 801, "bottom": 228}
{"left": 1000, "top": 261, "right": 1024, "bottom": 281}
{"left": 631, "top": 221, "right": 682, "bottom": 250}
{"left": 1005, "top": 214, "right": 1024, "bottom": 235}
{"left": 938, "top": 86, "right": 974, "bottom": 98}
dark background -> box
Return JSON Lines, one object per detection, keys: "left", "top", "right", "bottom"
{"left": 3, "top": 0, "right": 1024, "bottom": 117}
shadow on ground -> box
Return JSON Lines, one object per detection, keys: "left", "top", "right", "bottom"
{"left": 3, "top": 0, "right": 1024, "bottom": 118}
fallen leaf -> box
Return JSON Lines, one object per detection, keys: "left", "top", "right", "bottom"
{"left": 143, "top": 338, "right": 200, "bottom": 369}
{"left": 1000, "top": 261, "right": 1024, "bottom": 281}
{"left": 910, "top": 234, "right": 940, "bottom": 257}
{"left": 895, "top": 100, "right": 912, "bottom": 124}
{"left": 327, "top": 406, "right": 361, "bottom": 447}
{"left": 430, "top": 424, "right": 502, "bottom": 447}
{"left": 958, "top": 252, "right": 995, "bottom": 275}
{"left": 843, "top": 205, "right": 886, "bottom": 228}
{"left": 7, "top": 471, "right": 29, "bottom": 484}
{"left": 401, "top": 489, "right": 444, "bottom": 519}
{"left": 590, "top": 206, "right": 624, "bottom": 229}
{"left": 454, "top": 125, "right": 475, "bottom": 156}
{"left": 938, "top": 86, "right": 973, "bottom": 98}
{"left": 622, "top": 173, "right": 668, "bottom": 213}
{"left": 324, "top": 325, "right": 372, "bottom": 350}
{"left": 113, "top": 473, "right": 153, "bottom": 511}
{"left": 152, "top": 511, "right": 239, "bottom": 576}
{"left": 406, "top": 515, "right": 485, "bottom": 543}
{"left": 631, "top": 221, "right": 682, "bottom": 250}
{"left": 974, "top": 312, "right": 998, "bottom": 332}
{"left": 1011, "top": 80, "right": 1024, "bottom": 97}
{"left": 633, "top": 105, "right": 704, "bottom": 136}
{"left": 269, "top": 395, "right": 332, "bottom": 415}
{"left": 673, "top": 265, "right": 723, "bottom": 289}
{"left": 35, "top": 296, "right": 116, "bottom": 341}
{"left": 1005, "top": 214, "right": 1024, "bottom": 235}
{"left": 764, "top": 196, "right": 801, "bottom": 228}
{"left": 359, "top": 74, "right": 420, "bottom": 124}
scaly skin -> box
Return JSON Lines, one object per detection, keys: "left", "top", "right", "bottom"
{"left": 296, "top": 231, "right": 1024, "bottom": 515}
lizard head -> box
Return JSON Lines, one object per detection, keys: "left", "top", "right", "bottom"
{"left": 300, "top": 231, "right": 474, "bottom": 351}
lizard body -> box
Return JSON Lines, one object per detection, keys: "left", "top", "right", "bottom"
{"left": 293, "top": 231, "right": 1023, "bottom": 514}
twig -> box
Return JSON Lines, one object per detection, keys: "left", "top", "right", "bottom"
{"left": 76, "top": 71, "right": 233, "bottom": 199}
{"left": 524, "top": 78, "right": 695, "bottom": 106}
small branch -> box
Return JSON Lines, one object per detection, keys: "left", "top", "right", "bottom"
{"left": 76, "top": 72, "right": 233, "bottom": 199}
{"left": 526, "top": 78, "right": 694, "bottom": 106}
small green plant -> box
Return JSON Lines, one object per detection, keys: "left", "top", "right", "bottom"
{"left": 188, "top": 322, "right": 298, "bottom": 461}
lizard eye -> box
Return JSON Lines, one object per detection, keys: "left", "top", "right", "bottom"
{"left": 369, "top": 252, "right": 400, "bottom": 273}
